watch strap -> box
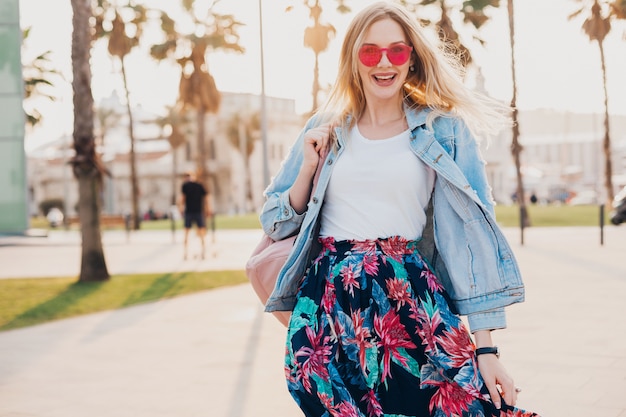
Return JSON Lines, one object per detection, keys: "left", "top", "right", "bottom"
{"left": 475, "top": 346, "right": 499, "bottom": 358}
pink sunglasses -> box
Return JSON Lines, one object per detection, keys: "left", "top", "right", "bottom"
{"left": 358, "top": 43, "right": 413, "bottom": 67}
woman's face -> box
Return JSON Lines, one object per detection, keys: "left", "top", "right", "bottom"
{"left": 357, "top": 18, "right": 412, "bottom": 104}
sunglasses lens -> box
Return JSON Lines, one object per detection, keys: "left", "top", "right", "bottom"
{"left": 387, "top": 45, "right": 411, "bottom": 65}
{"left": 359, "top": 45, "right": 382, "bottom": 67}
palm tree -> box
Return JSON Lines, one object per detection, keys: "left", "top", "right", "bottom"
{"left": 225, "top": 112, "right": 261, "bottom": 212}
{"left": 569, "top": 0, "right": 624, "bottom": 207}
{"left": 21, "top": 27, "right": 61, "bottom": 128}
{"left": 506, "top": 0, "right": 529, "bottom": 240}
{"left": 93, "top": 0, "right": 148, "bottom": 229}
{"left": 150, "top": 1, "right": 244, "bottom": 203}
{"left": 70, "top": 0, "right": 110, "bottom": 282}
{"left": 303, "top": 1, "right": 336, "bottom": 114}
{"left": 288, "top": 0, "right": 350, "bottom": 115}
{"left": 401, "top": 0, "right": 500, "bottom": 68}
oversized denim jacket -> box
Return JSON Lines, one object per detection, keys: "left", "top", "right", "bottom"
{"left": 259, "top": 104, "right": 525, "bottom": 332}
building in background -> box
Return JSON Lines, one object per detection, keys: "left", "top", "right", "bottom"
{"left": 27, "top": 92, "right": 303, "bottom": 218}
{"left": 0, "top": 0, "right": 29, "bottom": 234}
{"left": 516, "top": 110, "right": 626, "bottom": 205}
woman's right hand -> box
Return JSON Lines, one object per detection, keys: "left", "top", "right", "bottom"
{"left": 288, "top": 123, "right": 332, "bottom": 214}
{"left": 302, "top": 123, "right": 332, "bottom": 172}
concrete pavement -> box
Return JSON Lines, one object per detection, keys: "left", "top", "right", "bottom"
{"left": 1, "top": 226, "right": 626, "bottom": 416}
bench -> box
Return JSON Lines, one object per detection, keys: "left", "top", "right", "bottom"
{"left": 66, "top": 214, "right": 130, "bottom": 229}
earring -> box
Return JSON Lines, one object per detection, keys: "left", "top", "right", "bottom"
{"left": 409, "top": 63, "right": 415, "bottom": 72}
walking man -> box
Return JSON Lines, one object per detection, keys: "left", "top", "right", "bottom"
{"left": 179, "top": 171, "right": 211, "bottom": 259}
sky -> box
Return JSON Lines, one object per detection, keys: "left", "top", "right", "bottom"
{"left": 19, "top": 0, "right": 626, "bottom": 151}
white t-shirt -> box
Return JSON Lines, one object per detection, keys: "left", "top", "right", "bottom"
{"left": 319, "top": 125, "right": 436, "bottom": 241}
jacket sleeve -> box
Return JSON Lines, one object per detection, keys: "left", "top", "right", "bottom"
{"left": 259, "top": 116, "right": 315, "bottom": 241}
{"left": 451, "top": 118, "right": 496, "bottom": 217}
{"left": 452, "top": 118, "right": 506, "bottom": 333}
{"left": 467, "top": 308, "right": 506, "bottom": 333}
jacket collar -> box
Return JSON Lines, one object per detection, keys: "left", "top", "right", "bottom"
{"left": 404, "top": 102, "right": 431, "bottom": 131}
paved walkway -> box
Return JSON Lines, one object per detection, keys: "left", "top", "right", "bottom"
{"left": 1, "top": 226, "right": 626, "bottom": 416}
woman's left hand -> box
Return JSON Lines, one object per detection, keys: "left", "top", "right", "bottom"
{"left": 477, "top": 353, "right": 517, "bottom": 409}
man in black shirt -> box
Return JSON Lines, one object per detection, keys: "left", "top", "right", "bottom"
{"left": 179, "top": 171, "right": 211, "bottom": 259}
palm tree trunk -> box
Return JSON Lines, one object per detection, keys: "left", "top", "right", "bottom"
{"left": 237, "top": 121, "right": 250, "bottom": 212}
{"left": 171, "top": 146, "right": 178, "bottom": 207}
{"left": 312, "top": 53, "right": 320, "bottom": 114}
{"left": 196, "top": 107, "right": 208, "bottom": 190}
{"left": 245, "top": 155, "right": 254, "bottom": 212}
{"left": 76, "top": 174, "right": 110, "bottom": 279}
{"left": 598, "top": 40, "right": 614, "bottom": 208}
{"left": 197, "top": 108, "right": 216, "bottom": 236}
{"left": 71, "top": 0, "right": 109, "bottom": 282}
{"left": 507, "top": 0, "right": 529, "bottom": 243}
{"left": 120, "top": 58, "right": 141, "bottom": 230}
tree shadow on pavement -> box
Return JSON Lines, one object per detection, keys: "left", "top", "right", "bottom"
{"left": 78, "top": 272, "right": 190, "bottom": 342}
{"left": 0, "top": 281, "right": 105, "bottom": 331}
{"left": 120, "top": 272, "right": 187, "bottom": 307}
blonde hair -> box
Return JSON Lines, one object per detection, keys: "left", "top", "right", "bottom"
{"left": 319, "top": 1, "right": 511, "bottom": 140}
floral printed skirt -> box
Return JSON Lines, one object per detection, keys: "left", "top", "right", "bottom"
{"left": 284, "top": 236, "right": 539, "bottom": 417}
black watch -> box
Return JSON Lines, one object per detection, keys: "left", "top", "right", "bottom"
{"left": 475, "top": 346, "right": 500, "bottom": 358}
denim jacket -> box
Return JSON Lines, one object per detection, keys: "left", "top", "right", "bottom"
{"left": 259, "top": 104, "right": 525, "bottom": 332}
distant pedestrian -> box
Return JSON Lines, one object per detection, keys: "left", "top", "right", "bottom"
{"left": 179, "top": 171, "right": 211, "bottom": 260}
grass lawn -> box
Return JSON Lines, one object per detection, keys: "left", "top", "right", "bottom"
{"left": 0, "top": 270, "right": 248, "bottom": 332}
{"left": 493, "top": 204, "right": 609, "bottom": 227}
{"left": 140, "top": 214, "right": 262, "bottom": 230}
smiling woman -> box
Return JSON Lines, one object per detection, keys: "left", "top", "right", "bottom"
{"left": 257, "top": 2, "right": 541, "bottom": 415}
